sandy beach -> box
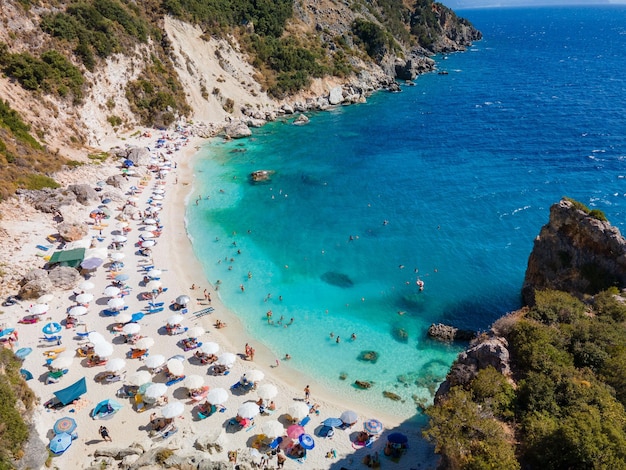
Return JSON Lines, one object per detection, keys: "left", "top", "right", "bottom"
{"left": 0, "top": 124, "right": 433, "bottom": 469}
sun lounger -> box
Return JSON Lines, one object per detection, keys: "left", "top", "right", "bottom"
{"left": 102, "top": 309, "right": 120, "bottom": 317}
{"left": 36, "top": 244, "right": 52, "bottom": 251}
{"left": 192, "top": 307, "right": 214, "bottom": 318}
{"left": 145, "top": 307, "right": 163, "bottom": 314}
{"left": 269, "top": 436, "right": 283, "bottom": 450}
{"left": 298, "top": 416, "right": 311, "bottom": 426}
{"left": 148, "top": 302, "right": 165, "bottom": 308}
{"left": 40, "top": 335, "right": 62, "bottom": 344}
{"left": 166, "top": 375, "right": 185, "bottom": 387}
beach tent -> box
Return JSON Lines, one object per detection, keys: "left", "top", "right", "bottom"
{"left": 48, "top": 248, "right": 86, "bottom": 268}
{"left": 54, "top": 377, "right": 87, "bottom": 406}
{"left": 91, "top": 398, "right": 122, "bottom": 419}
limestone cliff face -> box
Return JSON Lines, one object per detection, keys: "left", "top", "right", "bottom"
{"left": 522, "top": 199, "right": 626, "bottom": 306}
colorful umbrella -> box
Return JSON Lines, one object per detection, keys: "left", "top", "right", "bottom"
{"left": 49, "top": 433, "right": 72, "bottom": 454}
{"left": 286, "top": 424, "right": 305, "bottom": 439}
{"left": 299, "top": 433, "right": 315, "bottom": 450}
{"left": 322, "top": 417, "right": 343, "bottom": 428}
{"left": 80, "top": 258, "right": 103, "bottom": 270}
{"left": 387, "top": 432, "right": 408, "bottom": 444}
{"left": 53, "top": 417, "right": 77, "bottom": 434}
{"left": 42, "top": 322, "right": 62, "bottom": 335}
{"left": 363, "top": 418, "right": 384, "bottom": 435}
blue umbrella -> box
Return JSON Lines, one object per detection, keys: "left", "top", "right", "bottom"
{"left": 322, "top": 417, "right": 343, "bottom": 428}
{"left": 299, "top": 433, "right": 315, "bottom": 450}
{"left": 42, "top": 322, "right": 62, "bottom": 335}
{"left": 81, "top": 258, "right": 103, "bottom": 270}
{"left": 131, "top": 312, "right": 145, "bottom": 323}
{"left": 115, "top": 274, "right": 130, "bottom": 282}
{"left": 53, "top": 417, "right": 77, "bottom": 434}
{"left": 123, "top": 159, "right": 134, "bottom": 167}
{"left": 0, "top": 328, "right": 15, "bottom": 338}
{"left": 49, "top": 432, "right": 73, "bottom": 454}
{"left": 387, "top": 432, "right": 408, "bottom": 444}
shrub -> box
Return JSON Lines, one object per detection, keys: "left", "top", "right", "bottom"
{"left": 527, "top": 290, "right": 585, "bottom": 325}
{"left": 19, "top": 174, "right": 60, "bottom": 190}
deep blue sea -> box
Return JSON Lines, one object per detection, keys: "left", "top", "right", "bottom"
{"left": 187, "top": 6, "right": 626, "bottom": 419}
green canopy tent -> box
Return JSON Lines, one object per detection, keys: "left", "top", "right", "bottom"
{"left": 47, "top": 248, "right": 86, "bottom": 268}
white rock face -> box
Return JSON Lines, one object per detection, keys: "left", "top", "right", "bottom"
{"left": 328, "top": 86, "right": 344, "bottom": 105}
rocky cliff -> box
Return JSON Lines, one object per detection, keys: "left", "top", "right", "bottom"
{"left": 522, "top": 198, "right": 626, "bottom": 306}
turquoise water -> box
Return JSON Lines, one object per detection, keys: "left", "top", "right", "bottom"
{"left": 187, "top": 6, "right": 626, "bottom": 418}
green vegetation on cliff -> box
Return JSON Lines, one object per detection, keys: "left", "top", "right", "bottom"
{"left": 425, "top": 289, "right": 626, "bottom": 469}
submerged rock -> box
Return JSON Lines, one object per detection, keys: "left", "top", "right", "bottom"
{"left": 321, "top": 271, "right": 354, "bottom": 288}
{"left": 355, "top": 380, "right": 373, "bottom": 389}
{"left": 392, "top": 327, "right": 409, "bottom": 343}
{"left": 383, "top": 391, "right": 402, "bottom": 401}
{"left": 358, "top": 350, "right": 379, "bottom": 363}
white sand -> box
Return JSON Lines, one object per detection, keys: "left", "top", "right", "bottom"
{"left": 0, "top": 126, "right": 435, "bottom": 469}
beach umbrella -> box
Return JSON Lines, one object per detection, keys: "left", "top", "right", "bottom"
{"left": 199, "top": 342, "right": 219, "bottom": 355}
{"left": 237, "top": 402, "right": 260, "bottom": 419}
{"left": 114, "top": 274, "right": 129, "bottom": 282}
{"left": 143, "top": 218, "right": 156, "bottom": 225}
{"left": 49, "top": 433, "right": 72, "bottom": 454}
{"left": 122, "top": 323, "right": 140, "bottom": 335}
{"left": 68, "top": 306, "right": 88, "bottom": 317}
{"left": 161, "top": 401, "right": 184, "bottom": 419}
{"left": 127, "top": 370, "right": 152, "bottom": 386}
{"left": 146, "top": 280, "right": 161, "bottom": 291}
{"left": 145, "top": 354, "right": 165, "bottom": 369}
{"left": 340, "top": 410, "right": 358, "bottom": 425}
{"left": 78, "top": 281, "right": 96, "bottom": 291}
{"left": 76, "top": 293, "right": 94, "bottom": 304}
{"left": 175, "top": 295, "right": 190, "bottom": 305}
{"left": 31, "top": 304, "right": 49, "bottom": 315}
{"left": 387, "top": 432, "right": 408, "bottom": 444}
{"left": 38, "top": 294, "right": 54, "bottom": 304}
{"left": 147, "top": 269, "right": 162, "bottom": 277}
{"left": 115, "top": 312, "right": 132, "bottom": 324}
{"left": 134, "top": 337, "right": 155, "bottom": 350}
{"left": 166, "top": 358, "right": 184, "bottom": 376}
{"left": 140, "top": 233, "right": 155, "bottom": 239}
{"left": 127, "top": 196, "right": 139, "bottom": 203}
{"left": 184, "top": 374, "right": 204, "bottom": 390}
{"left": 217, "top": 352, "right": 236, "bottom": 367}
{"left": 143, "top": 224, "right": 158, "bottom": 232}
{"left": 103, "top": 286, "right": 121, "bottom": 297}
{"left": 166, "top": 314, "right": 183, "bottom": 326}
{"left": 288, "top": 402, "right": 310, "bottom": 421}
{"left": 94, "top": 342, "right": 114, "bottom": 357}
{"left": 244, "top": 369, "right": 264, "bottom": 383}
{"left": 206, "top": 387, "right": 228, "bottom": 405}
{"left": 88, "top": 331, "right": 106, "bottom": 344}
{"left": 52, "top": 355, "right": 74, "bottom": 370}
{"left": 141, "top": 240, "right": 156, "bottom": 248}
{"left": 322, "top": 417, "right": 343, "bottom": 428}
{"left": 152, "top": 194, "right": 164, "bottom": 200}
{"left": 363, "top": 418, "right": 384, "bottom": 435}
{"left": 111, "top": 235, "right": 127, "bottom": 243}
{"left": 261, "top": 420, "right": 284, "bottom": 439}
{"left": 256, "top": 383, "right": 278, "bottom": 400}
{"left": 105, "top": 358, "right": 126, "bottom": 373}
{"left": 153, "top": 188, "right": 165, "bottom": 194}
{"left": 107, "top": 298, "right": 125, "bottom": 309}
{"left": 109, "top": 252, "right": 125, "bottom": 261}
{"left": 187, "top": 326, "right": 204, "bottom": 338}
{"left": 145, "top": 383, "right": 168, "bottom": 399}
{"left": 42, "top": 322, "right": 61, "bottom": 335}
{"left": 84, "top": 247, "right": 107, "bottom": 260}
{"left": 81, "top": 257, "right": 103, "bottom": 270}
{"left": 299, "top": 433, "right": 315, "bottom": 450}
{"left": 53, "top": 417, "right": 77, "bottom": 435}
{"left": 131, "top": 312, "right": 144, "bottom": 323}
{"left": 286, "top": 424, "right": 305, "bottom": 439}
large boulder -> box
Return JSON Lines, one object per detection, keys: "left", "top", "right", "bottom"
{"left": 125, "top": 147, "right": 152, "bottom": 166}
{"left": 68, "top": 184, "right": 99, "bottom": 205}
{"left": 19, "top": 269, "right": 48, "bottom": 286}
{"left": 48, "top": 266, "right": 80, "bottom": 290}
{"left": 223, "top": 122, "right": 251, "bottom": 139}
{"left": 293, "top": 114, "right": 309, "bottom": 126}
{"left": 427, "top": 323, "right": 476, "bottom": 342}
{"left": 57, "top": 222, "right": 89, "bottom": 242}
{"left": 106, "top": 175, "right": 126, "bottom": 189}
{"left": 328, "top": 86, "right": 344, "bottom": 105}
{"left": 19, "top": 277, "right": 53, "bottom": 300}
{"left": 28, "top": 188, "right": 77, "bottom": 213}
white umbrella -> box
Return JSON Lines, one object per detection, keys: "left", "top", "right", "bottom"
{"left": 143, "top": 218, "right": 156, "bottom": 225}
{"left": 107, "top": 298, "right": 125, "bottom": 309}
{"left": 152, "top": 194, "right": 164, "bottom": 200}
{"left": 94, "top": 342, "right": 114, "bottom": 358}
{"left": 145, "top": 383, "right": 168, "bottom": 399}
{"left": 115, "top": 312, "right": 132, "bottom": 324}
{"left": 105, "top": 358, "right": 127, "bottom": 373}
{"left": 103, "top": 286, "right": 121, "bottom": 297}
{"left": 256, "top": 383, "right": 278, "bottom": 400}
{"left": 166, "top": 314, "right": 183, "bottom": 326}
{"left": 340, "top": 410, "right": 358, "bottom": 425}
{"left": 143, "top": 224, "right": 158, "bottom": 232}
{"left": 146, "top": 280, "right": 161, "bottom": 291}
{"left": 200, "top": 342, "right": 219, "bottom": 355}
{"left": 166, "top": 358, "right": 184, "bottom": 376}
{"left": 109, "top": 252, "right": 125, "bottom": 261}
{"left": 127, "top": 370, "right": 152, "bottom": 386}
{"left": 153, "top": 189, "right": 165, "bottom": 194}
{"left": 175, "top": 295, "right": 190, "bottom": 305}
{"left": 261, "top": 420, "right": 284, "bottom": 439}
{"left": 288, "top": 402, "right": 310, "bottom": 420}
{"left": 84, "top": 247, "right": 107, "bottom": 260}
{"left": 52, "top": 355, "right": 74, "bottom": 369}
{"left": 88, "top": 331, "right": 106, "bottom": 344}
{"left": 184, "top": 375, "right": 204, "bottom": 390}
{"left": 76, "top": 293, "right": 94, "bottom": 304}
{"left": 68, "top": 305, "right": 88, "bottom": 317}
{"left": 141, "top": 233, "right": 155, "bottom": 239}
{"left": 147, "top": 269, "right": 162, "bottom": 277}
{"left": 31, "top": 304, "right": 49, "bottom": 314}
{"left": 238, "top": 402, "right": 260, "bottom": 419}
{"left": 111, "top": 235, "right": 127, "bottom": 243}
{"left": 206, "top": 387, "right": 229, "bottom": 405}
{"left": 187, "top": 327, "right": 204, "bottom": 338}
{"left": 134, "top": 337, "right": 155, "bottom": 350}
{"left": 161, "top": 401, "right": 184, "bottom": 419}
{"left": 122, "top": 323, "right": 141, "bottom": 335}
{"left": 145, "top": 354, "right": 165, "bottom": 369}
{"left": 78, "top": 281, "right": 96, "bottom": 291}
{"left": 245, "top": 369, "right": 265, "bottom": 383}
{"left": 217, "top": 353, "right": 236, "bottom": 367}
{"left": 127, "top": 196, "right": 139, "bottom": 203}
{"left": 38, "top": 294, "right": 55, "bottom": 304}
{"left": 141, "top": 240, "right": 156, "bottom": 248}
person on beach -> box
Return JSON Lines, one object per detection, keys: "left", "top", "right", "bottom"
{"left": 284, "top": 353, "right": 291, "bottom": 360}
{"left": 304, "top": 385, "right": 310, "bottom": 402}
{"left": 99, "top": 425, "right": 112, "bottom": 442}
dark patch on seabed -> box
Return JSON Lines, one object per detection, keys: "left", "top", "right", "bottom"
{"left": 321, "top": 271, "right": 354, "bottom": 288}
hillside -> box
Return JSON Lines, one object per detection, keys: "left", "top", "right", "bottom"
{"left": 0, "top": 0, "right": 480, "bottom": 200}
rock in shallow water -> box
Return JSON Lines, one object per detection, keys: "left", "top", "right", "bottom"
{"left": 320, "top": 271, "right": 353, "bottom": 288}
